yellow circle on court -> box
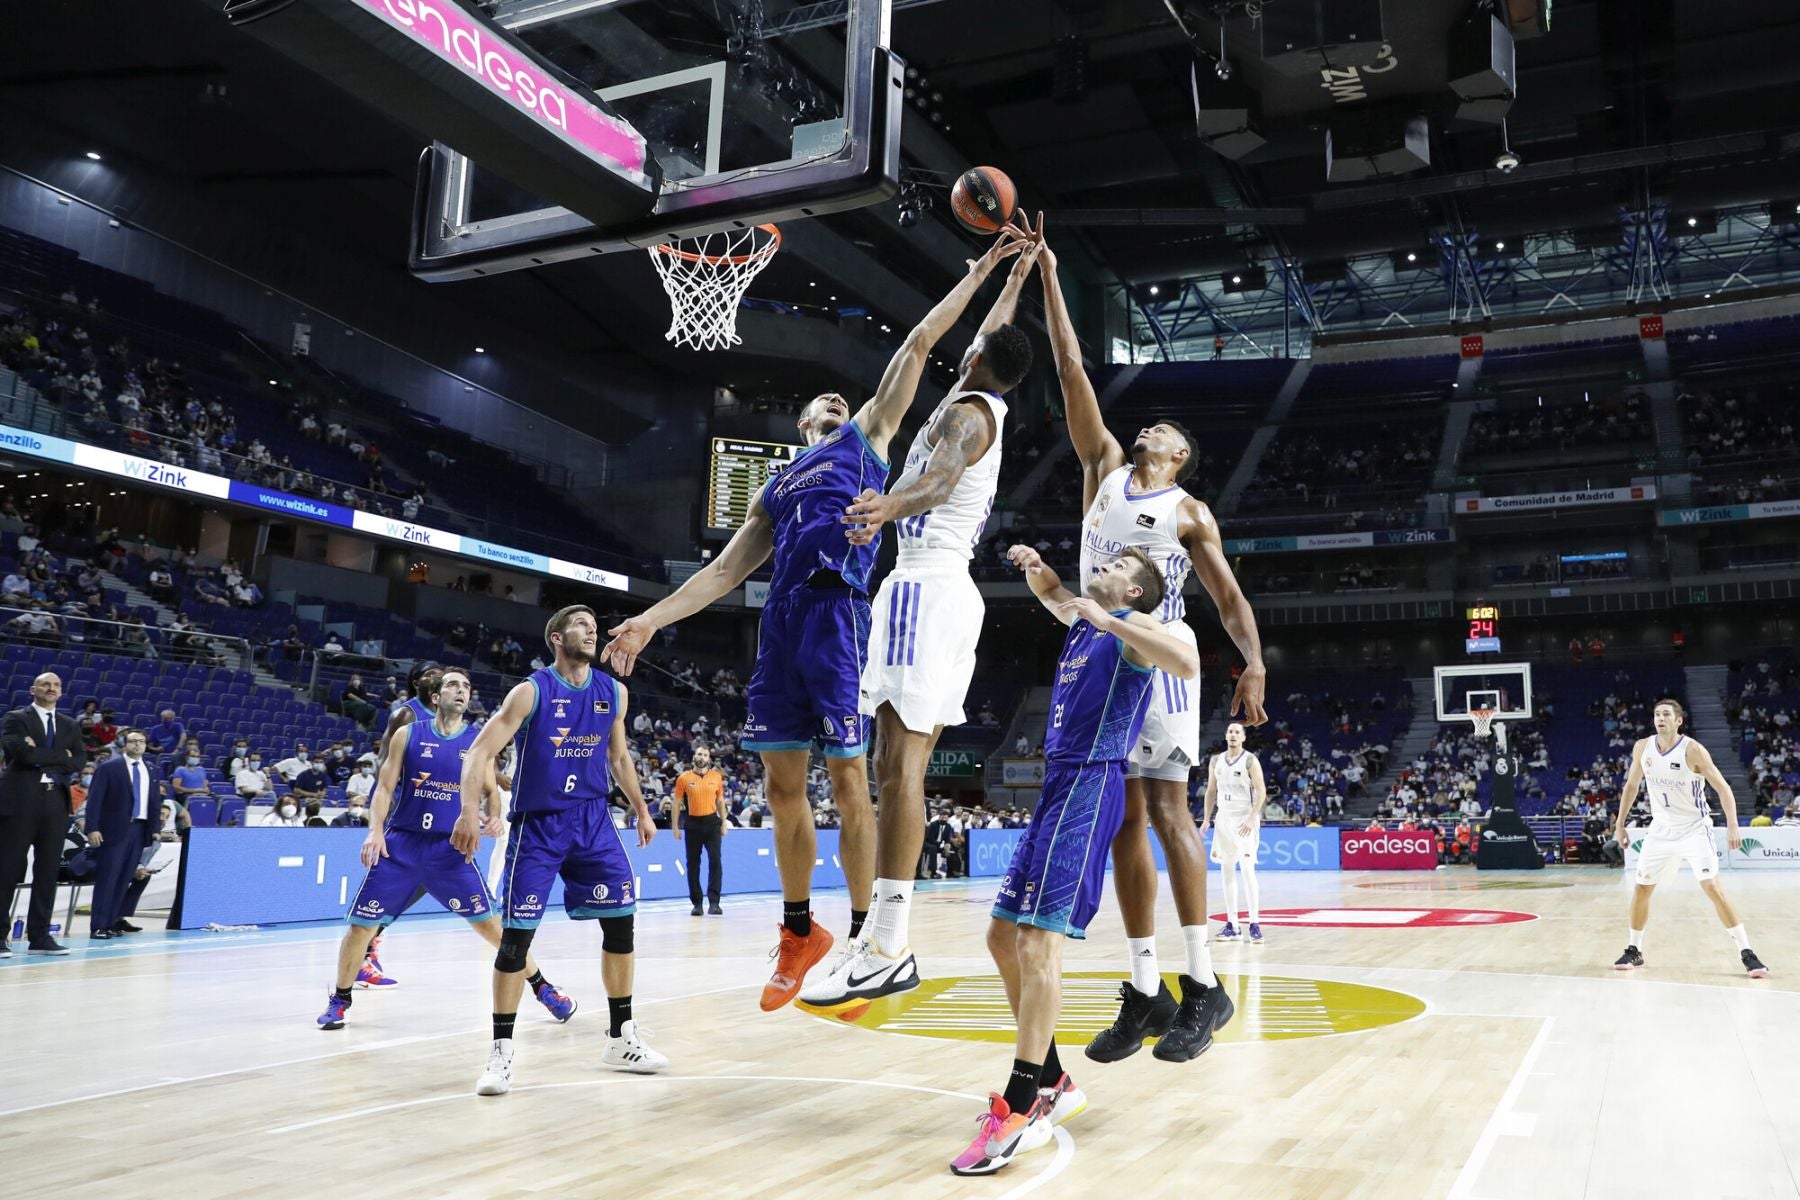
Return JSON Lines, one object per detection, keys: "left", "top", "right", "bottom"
{"left": 809, "top": 972, "right": 1424, "bottom": 1044}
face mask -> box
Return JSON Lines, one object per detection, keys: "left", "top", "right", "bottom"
{"left": 235, "top": 745, "right": 247, "bottom": 754}
{"left": 349, "top": 806, "right": 366, "bottom": 818}
{"left": 280, "top": 805, "right": 297, "bottom": 818}
{"left": 361, "top": 766, "right": 373, "bottom": 776}
{"left": 187, "top": 757, "right": 199, "bottom": 765}
{"left": 250, "top": 760, "right": 262, "bottom": 768}
{"left": 81, "top": 774, "right": 93, "bottom": 786}
{"left": 298, "top": 752, "right": 309, "bottom": 761}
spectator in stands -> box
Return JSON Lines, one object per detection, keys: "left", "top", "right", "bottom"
{"left": 147, "top": 708, "right": 185, "bottom": 756}
{"left": 226, "top": 739, "right": 251, "bottom": 776}
{"left": 320, "top": 631, "right": 346, "bottom": 659}
{"left": 235, "top": 754, "right": 274, "bottom": 801}
{"left": 90, "top": 708, "right": 119, "bottom": 752}
{"left": 281, "top": 624, "right": 305, "bottom": 661}
{"left": 1263, "top": 796, "right": 1289, "bottom": 823}
{"left": 332, "top": 797, "right": 369, "bottom": 827}
{"left": 290, "top": 757, "right": 328, "bottom": 805}
{"left": 302, "top": 799, "right": 329, "bottom": 827}
{"left": 261, "top": 797, "right": 302, "bottom": 826}
{"left": 345, "top": 758, "right": 376, "bottom": 807}
{"left": 170, "top": 749, "right": 209, "bottom": 806}
{"left": 146, "top": 563, "right": 176, "bottom": 602}
{"left": 273, "top": 743, "right": 313, "bottom": 782}
{"left": 1, "top": 567, "right": 27, "bottom": 599}
{"left": 120, "top": 615, "right": 156, "bottom": 659}
{"left": 977, "top": 700, "right": 999, "bottom": 728}
{"left": 340, "top": 674, "right": 378, "bottom": 730}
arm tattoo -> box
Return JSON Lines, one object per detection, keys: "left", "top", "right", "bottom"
{"left": 889, "top": 402, "right": 993, "bottom": 517}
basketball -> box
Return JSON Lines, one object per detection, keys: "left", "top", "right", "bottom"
{"left": 950, "top": 166, "right": 1017, "bottom": 235}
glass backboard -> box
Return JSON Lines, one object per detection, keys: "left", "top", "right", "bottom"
{"left": 411, "top": 0, "right": 901, "bottom": 279}
{"left": 1434, "top": 662, "right": 1533, "bottom": 724}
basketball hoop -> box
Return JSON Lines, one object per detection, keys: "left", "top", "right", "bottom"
{"left": 648, "top": 224, "right": 781, "bottom": 352}
{"left": 1470, "top": 707, "right": 1497, "bottom": 739}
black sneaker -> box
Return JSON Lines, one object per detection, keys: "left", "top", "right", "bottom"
{"left": 1613, "top": 945, "right": 1644, "bottom": 971}
{"left": 27, "top": 937, "right": 70, "bottom": 956}
{"left": 1153, "top": 974, "right": 1235, "bottom": 1062}
{"left": 708, "top": 903, "right": 723, "bottom": 915}
{"left": 1085, "top": 980, "right": 1178, "bottom": 1062}
{"left": 1743, "top": 949, "right": 1770, "bottom": 978}
{"left": 691, "top": 904, "right": 704, "bottom": 917}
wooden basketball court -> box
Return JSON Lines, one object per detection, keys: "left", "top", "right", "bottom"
{"left": 4, "top": 867, "right": 1795, "bottom": 1199}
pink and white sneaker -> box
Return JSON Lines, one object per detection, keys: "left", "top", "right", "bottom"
{"left": 948, "top": 1093, "right": 1053, "bottom": 1176}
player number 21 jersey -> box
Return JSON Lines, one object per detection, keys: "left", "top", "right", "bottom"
{"left": 1043, "top": 615, "right": 1155, "bottom": 765}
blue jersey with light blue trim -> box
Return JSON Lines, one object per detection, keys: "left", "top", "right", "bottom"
{"left": 1043, "top": 616, "right": 1155, "bottom": 765}
{"left": 763, "top": 420, "right": 889, "bottom": 596}
{"left": 512, "top": 666, "right": 619, "bottom": 813}
{"left": 387, "top": 718, "right": 479, "bottom": 835}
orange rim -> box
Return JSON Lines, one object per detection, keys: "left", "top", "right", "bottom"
{"left": 653, "top": 223, "right": 780, "bottom": 265}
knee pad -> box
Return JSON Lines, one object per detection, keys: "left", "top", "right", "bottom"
{"left": 494, "top": 926, "right": 534, "bottom": 974}
{"left": 600, "top": 914, "right": 634, "bottom": 956}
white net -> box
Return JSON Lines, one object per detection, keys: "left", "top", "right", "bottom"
{"left": 1470, "top": 708, "right": 1496, "bottom": 739}
{"left": 648, "top": 224, "right": 781, "bottom": 352}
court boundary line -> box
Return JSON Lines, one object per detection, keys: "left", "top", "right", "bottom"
{"left": 1445, "top": 1015, "right": 1554, "bottom": 1200}
{"left": 265, "top": 1075, "right": 1077, "bottom": 1195}
{"left": 0, "top": 980, "right": 755, "bottom": 1117}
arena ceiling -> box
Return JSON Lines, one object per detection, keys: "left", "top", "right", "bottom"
{"left": 5, "top": 0, "right": 1800, "bottom": 392}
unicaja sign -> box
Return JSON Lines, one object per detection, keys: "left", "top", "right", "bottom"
{"left": 355, "top": 0, "right": 645, "bottom": 172}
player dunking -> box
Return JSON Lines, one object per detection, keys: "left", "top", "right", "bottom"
{"left": 314, "top": 668, "right": 575, "bottom": 1030}
{"left": 603, "top": 229, "right": 1034, "bottom": 1012}
{"left": 1202, "top": 722, "right": 1266, "bottom": 943}
{"left": 950, "top": 544, "right": 1198, "bottom": 1176}
{"left": 351, "top": 659, "right": 447, "bottom": 990}
{"left": 1611, "top": 699, "right": 1770, "bottom": 978}
{"left": 1037, "top": 224, "right": 1266, "bottom": 1062}
{"left": 800, "top": 223, "right": 1043, "bottom": 1013}
{"left": 455, "top": 606, "right": 661, "bottom": 1096}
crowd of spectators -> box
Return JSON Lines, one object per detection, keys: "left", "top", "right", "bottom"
{"left": 1240, "top": 421, "right": 1440, "bottom": 512}
{"left": 1464, "top": 390, "right": 1648, "bottom": 455}
{"left": 1683, "top": 385, "right": 1798, "bottom": 466}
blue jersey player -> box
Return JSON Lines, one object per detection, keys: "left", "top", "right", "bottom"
{"left": 949, "top": 545, "right": 1209, "bottom": 1178}
{"left": 457, "top": 606, "right": 659, "bottom": 1097}
{"left": 348, "top": 658, "right": 448, "bottom": 991}
{"left": 601, "top": 228, "right": 1033, "bottom": 1013}
{"left": 315, "top": 668, "right": 576, "bottom": 1031}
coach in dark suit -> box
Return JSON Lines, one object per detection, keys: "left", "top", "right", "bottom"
{"left": 85, "top": 728, "right": 156, "bottom": 940}
{"left": 1, "top": 672, "right": 87, "bottom": 955}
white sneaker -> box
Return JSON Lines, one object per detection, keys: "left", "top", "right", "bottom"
{"left": 797, "top": 937, "right": 920, "bottom": 1010}
{"left": 601, "top": 1020, "right": 668, "bottom": 1074}
{"left": 475, "top": 1040, "right": 513, "bottom": 1096}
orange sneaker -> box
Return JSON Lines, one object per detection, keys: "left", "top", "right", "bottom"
{"left": 761, "top": 920, "right": 834, "bottom": 1012}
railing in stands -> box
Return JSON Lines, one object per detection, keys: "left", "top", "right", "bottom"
{"left": 0, "top": 603, "right": 253, "bottom": 672}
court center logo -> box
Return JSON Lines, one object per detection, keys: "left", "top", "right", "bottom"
{"left": 803, "top": 971, "right": 1423, "bottom": 1044}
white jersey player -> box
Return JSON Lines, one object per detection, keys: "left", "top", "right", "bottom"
{"left": 801, "top": 224, "right": 1043, "bottom": 1014}
{"left": 1202, "top": 723, "right": 1266, "bottom": 943}
{"left": 1035, "top": 223, "right": 1267, "bottom": 1064}
{"left": 1611, "top": 699, "right": 1768, "bottom": 978}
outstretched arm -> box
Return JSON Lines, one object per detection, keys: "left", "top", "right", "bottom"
{"left": 977, "top": 211, "right": 1043, "bottom": 336}
{"left": 1007, "top": 543, "right": 1077, "bottom": 618}
{"left": 854, "top": 230, "right": 1029, "bottom": 449}
{"left": 1690, "top": 741, "right": 1742, "bottom": 848}
{"left": 1039, "top": 231, "right": 1125, "bottom": 508}
{"left": 604, "top": 492, "right": 776, "bottom": 675}
{"left": 1183, "top": 498, "right": 1267, "bottom": 724}
{"left": 841, "top": 399, "right": 994, "bottom": 544}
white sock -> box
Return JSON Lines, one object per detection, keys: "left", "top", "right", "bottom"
{"left": 1223, "top": 868, "right": 1240, "bottom": 928}
{"left": 1182, "top": 924, "right": 1218, "bottom": 989}
{"left": 492, "top": 1037, "right": 513, "bottom": 1057}
{"left": 1127, "top": 936, "right": 1160, "bottom": 995}
{"left": 1629, "top": 928, "right": 1645, "bottom": 951}
{"left": 869, "top": 877, "right": 913, "bottom": 956}
{"left": 1727, "top": 924, "right": 1751, "bottom": 952}
{"left": 1242, "top": 863, "right": 1261, "bottom": 925}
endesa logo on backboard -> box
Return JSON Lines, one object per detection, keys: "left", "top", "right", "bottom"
{"left": 1339, "top": 830, "right": 1437, "bottom": 870}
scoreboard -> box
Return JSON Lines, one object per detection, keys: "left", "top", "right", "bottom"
{"left": 706, "top": 437, "right": 799, "bottom": 535}
{"left": 1465, "top": 604, "right": 1501, "bottom": 654}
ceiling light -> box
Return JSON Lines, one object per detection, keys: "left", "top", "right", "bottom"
{"left": 1406, "top": 252, "right": 1417, "bottom": 263}
{"left": 475, "top": 346, "right": 485, "bottom": 353}
{"left": 809, "top": 282, "right": 816, "bottom": 288}
{"left": 85, "top": 151, "right": 102, "bottom": 161}
{"left": 1494, "top": 241, "right": 1505, "bottom": 251}
{"left": 1148, "top": 285, "right": 1160, "bottom": 296}
{"left": 1230, "top": 274, "right": 1242, "bottom": 285}
{"left": 1704, "top": 292, "right": 1713, "bottom": 299}
{"left": 268, "top": 379, "right": 278, "bottom": 385}
{"left": 1687, "top": 216, "right": 1698, "bottom": 228}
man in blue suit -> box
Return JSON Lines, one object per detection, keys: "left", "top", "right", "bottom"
{"left": 85, "top": 729, "right": 159, "bottom": 940}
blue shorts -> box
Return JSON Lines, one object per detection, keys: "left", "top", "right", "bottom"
{"left": 498, "top": 798, "right": 636, "bottom": 928}
{"left": 743, "top": 588, "right": 870, "bottom": 758}
{"left": 992, "top": 759, "right": 1128, "bottom": 939}
{"left": 348, "top": 828, "right": 494, "bottom": 927}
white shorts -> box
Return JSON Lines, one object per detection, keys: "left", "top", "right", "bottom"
{"left": 861, "top": 557, "right": 982, "bottom": 734}
{"left": 1210, "top": 816, "right": 1259, "bottom": 864}
{"left": 1127, "top": 620, "right": 1201, "bottom": 783}
{"left": 1633, "top": 821, "right": 1719, "bottom": 885}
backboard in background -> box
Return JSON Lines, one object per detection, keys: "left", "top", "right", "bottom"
{"left": 1434, "top": 662, "right": 1533, "bottom": 725}
{"left": 411, "top": 0, "right": 901, "bottom": 280}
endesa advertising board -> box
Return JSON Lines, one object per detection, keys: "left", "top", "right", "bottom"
{"left": 1339, "top": 829, "right": 1437, "bottom": 870}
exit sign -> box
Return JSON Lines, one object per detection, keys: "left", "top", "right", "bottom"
{"left": 927, "top": 749, "right": 978, "bottom": 778}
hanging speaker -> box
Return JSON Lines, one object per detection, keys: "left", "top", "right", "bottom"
{"left": 1191, "top": 61, "right": 1265, "bottom": 160}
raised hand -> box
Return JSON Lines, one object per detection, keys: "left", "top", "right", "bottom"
{"left": 602, "top": 615, "right": 657, "bottom": 677}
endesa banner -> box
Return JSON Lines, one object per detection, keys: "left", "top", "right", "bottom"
{"left": 1339, "top": 829, "right": 1437, "bottom": 870}
{"left": 969, "top": 826, "right": 1340, "bottom": 877}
